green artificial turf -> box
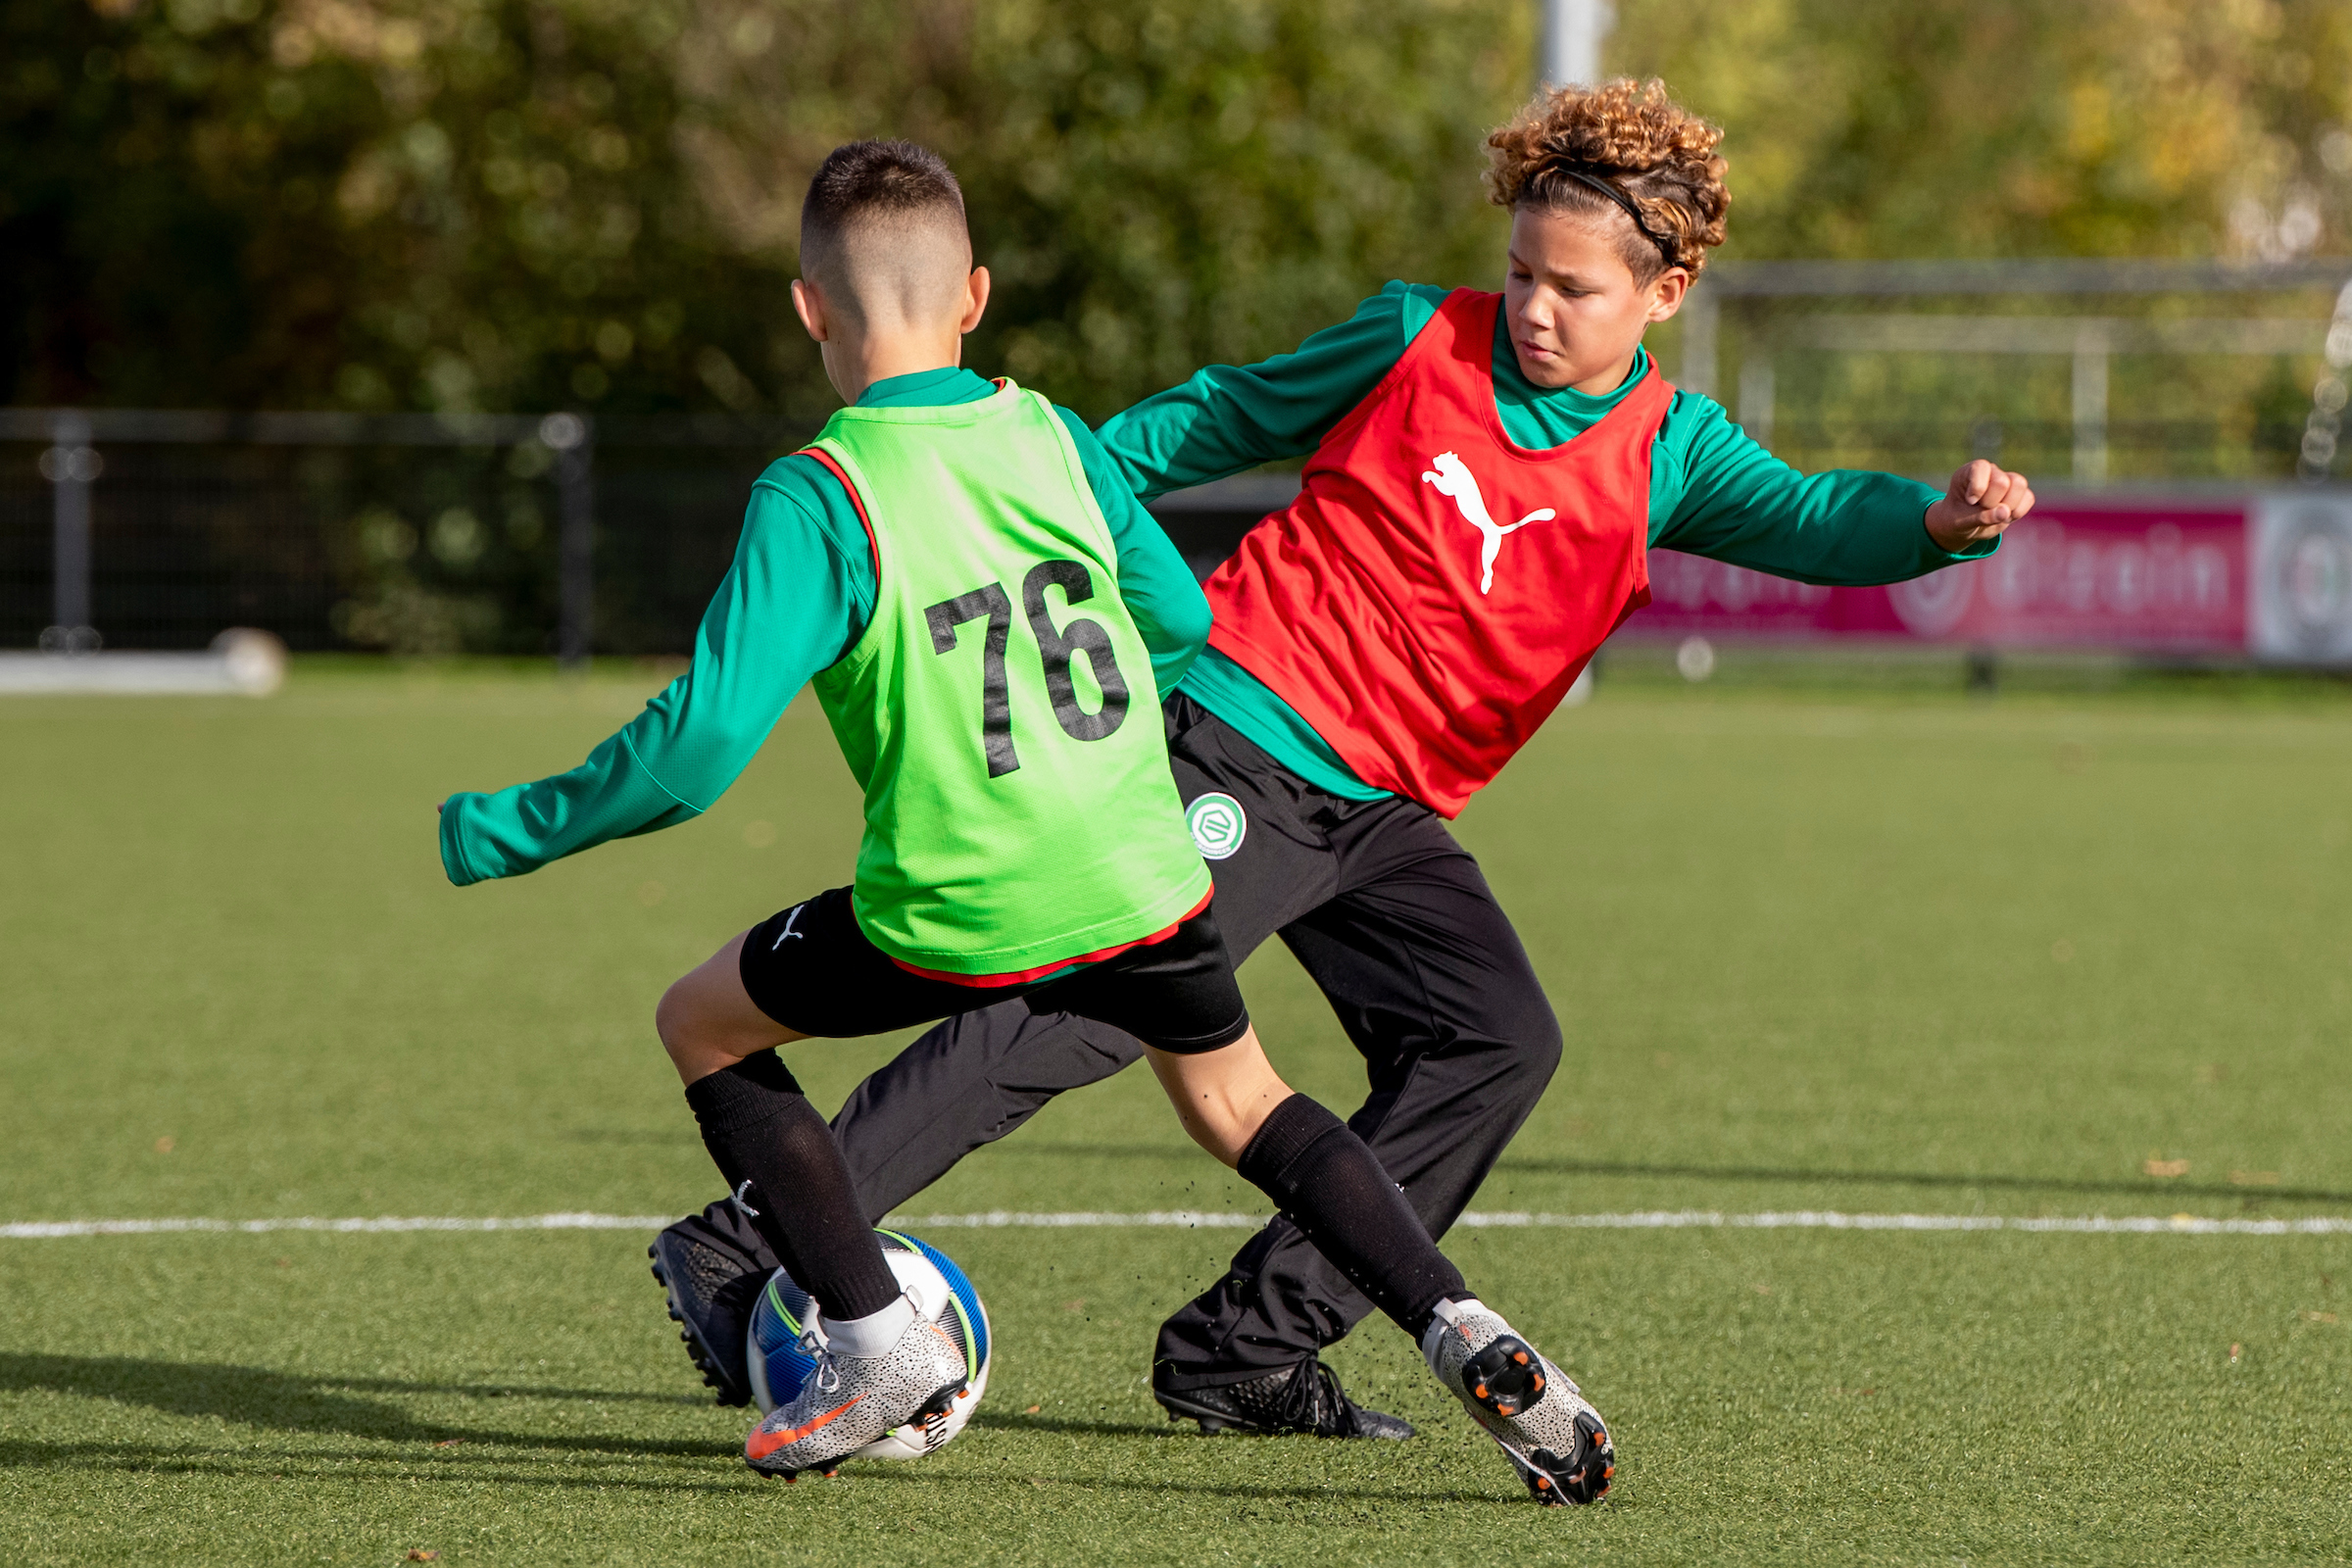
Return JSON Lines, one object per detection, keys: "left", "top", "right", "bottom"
{"left": 4, "top": 657, "right": 2350, "bottom": 1564}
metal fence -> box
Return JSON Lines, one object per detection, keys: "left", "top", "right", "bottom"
{"left": 1677, "top": 257, "right": 2352, "bottom": 485}
{"left": 0, "top": 409, "right": 801, "bottom": 659}
{"left": 14, "top": 257, "right": 2352, "bottom": 659}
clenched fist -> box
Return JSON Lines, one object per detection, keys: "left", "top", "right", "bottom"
{"left": 1924, "top": 460, "right": 2034, "bottom": 553}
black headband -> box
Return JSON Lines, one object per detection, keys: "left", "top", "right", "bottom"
{"left": 1554, "top": 167, "right": 1677, "bottom": 266}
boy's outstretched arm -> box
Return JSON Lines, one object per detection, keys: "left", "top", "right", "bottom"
{"left": 1094, "top": 283, "right": 1444, "bottom": 502}
{"left": 1054, "top": 407, "right": 1211, "bottom": 695}
{"left": 437, "top": 479, "right": 868, "bottom": 885}
{"left": 1652, "top": 395, "right": 2030, "bottom": 583}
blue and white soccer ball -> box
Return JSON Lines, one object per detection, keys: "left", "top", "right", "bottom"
{"left": 746, "top": 1228, "right": 991, "bottom": 1460}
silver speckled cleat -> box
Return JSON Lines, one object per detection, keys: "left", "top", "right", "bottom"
{"left": 1422, "top": 1298, "right": 1614, "bottom": 1505}
{"left": 743, "top": 1307, "right": 967, "bottom": 1480}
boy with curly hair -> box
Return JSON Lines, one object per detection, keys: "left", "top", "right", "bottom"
{"left": 649, "top": 84, "right": 2031, "bottom": 1497}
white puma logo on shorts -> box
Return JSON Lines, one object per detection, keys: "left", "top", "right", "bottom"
{"left": 1421, "top": 451, "right": 1554, "bottom": 594}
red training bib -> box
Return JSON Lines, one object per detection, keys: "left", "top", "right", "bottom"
{"left": 1204, "top": 288, "right": 1672, "bottom": 815}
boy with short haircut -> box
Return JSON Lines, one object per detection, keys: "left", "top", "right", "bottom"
{"left": 440, "top": 140, "right": 1614, "bottom": 1500}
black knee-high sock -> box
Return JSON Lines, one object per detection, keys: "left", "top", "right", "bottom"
{"left": 683, "top": 1052, "right": 902, "bottom": 1322}
{"left": 1236, "top": 1094, "right": 1468, "bottom": 1340}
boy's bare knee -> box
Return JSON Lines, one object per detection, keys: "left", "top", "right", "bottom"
{"left": 654, "top": 979, "right": 693, "bottom": 1055}
{"left": 656, "top": 939, "right": 798, "bottom": 1086}
{"left": 656, "top": 974, "right": 736, "bottom": 1080}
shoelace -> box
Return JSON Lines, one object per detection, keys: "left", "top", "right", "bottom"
{"left": 1273, "top": 1357, "right": 1350, "bottom": 1435}
{"left": 799, "top": 1327, "right": 842, "bottom": 1395}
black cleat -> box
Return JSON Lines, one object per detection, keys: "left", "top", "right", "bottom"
{"left": 1153, "top": 1355, "right": 1414, "bottom": 1440}
{"left": 647, "top": 1217, "right": 766, "bottom": 1408}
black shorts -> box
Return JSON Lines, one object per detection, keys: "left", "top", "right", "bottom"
{"left": 739, "top": 887, "right": 1250, "bottom": 1054}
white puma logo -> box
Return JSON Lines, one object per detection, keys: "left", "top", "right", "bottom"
{"left": 770, "top": 904, "right": 808, "bottom": 949}
{"left": 1420, "top": 451, "right": 1554, "bottom": 594}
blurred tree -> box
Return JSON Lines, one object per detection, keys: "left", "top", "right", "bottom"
{"left": 670, "top": 0, "right": 1532, "bottom": 419}
{"left": 1615, "top": 0, "right": 2352, "bottom": 264}
{"left": 3, "top": 0, "right": 278, "bottom": 405}
{"left": 6, "top": 0, "right": 2351, "bottom": 420}
{"left": 1, "top": 0, "right": 1531, "bottom": 419}
{"left": 0, "top": 0, "right": 793, "bottom": 413}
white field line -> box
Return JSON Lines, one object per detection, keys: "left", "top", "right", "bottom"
{"left": 6, "top": 1208, "right": 2352, "bottom": 1241}
{"left": 0, "top": 1212, "right": 675, "bottom": 1240}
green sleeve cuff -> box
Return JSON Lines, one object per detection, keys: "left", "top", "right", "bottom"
{"left": 435, "top": 469, "right": 867, "bottom": 889}
{"left": 434, "top": 728, "right": 703, "bottom": 886}
{"left": 438, "top": 797, "right": 485, "bottom": 886}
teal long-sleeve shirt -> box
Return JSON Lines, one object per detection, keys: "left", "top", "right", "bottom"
{"left": 439, "top": 367, "right": 1211, "bottom": 885}
{"left": 1112, "top": 281, "right": 1993, "bottom": 801}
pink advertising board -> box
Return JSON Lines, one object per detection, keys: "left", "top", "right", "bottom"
{"left": 1631, "top": 492, "right": 2352, "bottom": 662}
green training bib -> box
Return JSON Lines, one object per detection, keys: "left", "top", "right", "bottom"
{"left": 808, "top": 381, "right": 1211, "bottom": 977}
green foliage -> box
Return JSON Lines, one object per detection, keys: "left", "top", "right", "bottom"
{"left": 1619, "top": 0, "right": 2352, "bottom": 263}
{"left": 0, "top": 0, "right": 791, "bottom": 413}
{"left": 925, "top": 0, "right": 1525, "bottom": 419}
{"left": 6, "top": 0, "right": 2350, "bottom": 428}
{"left": 0, "top": 0, "right": 1527, "bottom": 420}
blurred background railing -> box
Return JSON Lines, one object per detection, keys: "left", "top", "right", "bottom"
{"left": 0, "top": 409, "right": 797, "bottom": 659}
{"left": 1680, "top": 258, "right": 2352, "bottom": 487}
{"left": 13, "top": 248, "right": 2352, "bottom": 660}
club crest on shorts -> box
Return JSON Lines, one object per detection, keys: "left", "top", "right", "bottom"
{"left": 1185, "top": 792, "right": 1248, "bottom": 860}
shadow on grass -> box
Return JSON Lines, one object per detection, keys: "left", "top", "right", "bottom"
{"left": 0, "top": 1437, "right": 751, "bottom": 1494}
{"left": 561, "top": 1128, "right": 690, "bottom": 1148}
{"left": 970, "top": 1408, "right": 1170, "bottom": 1439}
{"left": 0, "top": 1355, "right": 1534, "bottom": 1510}
{"left": 0, "top": 1353, "right": 724, "bottom": 1457}
{"left": 0, "top": 1436, "right": 1524, "bottom": 1507}
{"left": 844, "top": 1463, "right": 1521, "bottom": 1508}
{"left": 311, "top": 1373, "right": 706, "bottom": 1405}
{"left": 1489, "top": 1157, "right": 2352, "bottom": 1207}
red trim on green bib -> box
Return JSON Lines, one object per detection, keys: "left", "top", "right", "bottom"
{"left": 800, "top": 446, "right": 880, "bottom": 591}
{"left": 887, "top": 886, "right": 1214, "bottom": 988}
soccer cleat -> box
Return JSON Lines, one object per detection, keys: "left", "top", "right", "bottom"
{"left": 1421, "top": 1298, "right": 1614, "bottom": 1506}
{"left": 1153, "top": 1355, "right": 1414, "bottom": 1440}
{"left": 743, "top": 1308, "right": 968, "bottom": 1479}
{"left": 648, "top": 1217, "right": 766, "bottom": 1407}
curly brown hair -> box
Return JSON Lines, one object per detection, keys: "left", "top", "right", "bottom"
{"left": 1484, "top": 78, "right": 1729, "bottom": 281}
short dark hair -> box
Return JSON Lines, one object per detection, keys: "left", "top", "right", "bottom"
{"left": 800, "top": 139, "right": 965, "bottom": 277}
